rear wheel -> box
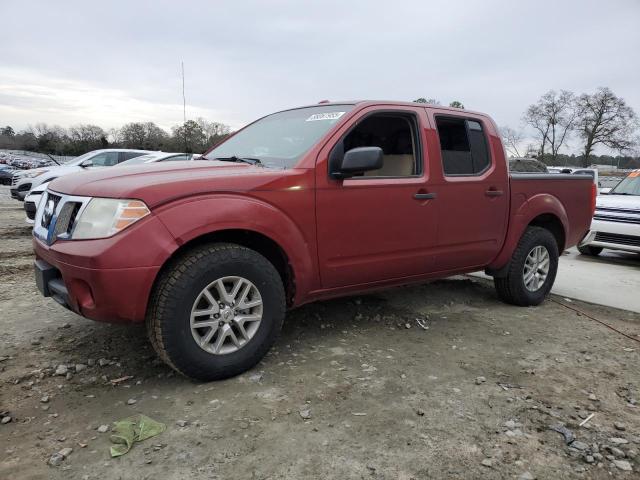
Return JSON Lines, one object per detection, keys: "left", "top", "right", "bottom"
{"left": 494, "top": 226, "right": 559, "bottom": 306}
{"left": 577, "top": 245, "right": 603, "bottom": 256}
{"left": 147, "top": 243, "right": 286, "bottom": 381}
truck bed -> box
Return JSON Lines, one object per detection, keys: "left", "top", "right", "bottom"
{"left": 509, "top": 173, "right": 594, "bottom": 249}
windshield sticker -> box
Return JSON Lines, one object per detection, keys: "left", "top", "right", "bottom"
{"left": 305, "top": 112, "right": 345, "bottom": 122}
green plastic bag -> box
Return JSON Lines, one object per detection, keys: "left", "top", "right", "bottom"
{"left": 110, "top": 414, "right": 166, "bottom": 457}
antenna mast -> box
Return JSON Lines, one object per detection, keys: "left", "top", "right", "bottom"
{"left": 181, "top": 61, "right": 187, "bottom": 153}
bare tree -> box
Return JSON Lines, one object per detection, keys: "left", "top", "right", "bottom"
{"left": 576, "top": 87, "right": 637, "bottom": 167}
{"left": 196, "top": 117, "right": 231, "bottom": 146}
{"left": 119, "top": 122, "right": 168, "bottom": 150}
{"left": 108, "top": 127, "right": 122, "bottom": 145}
{"left": 500, "top": 126, "right": 524, "bottom": 157}
{"left": 523, "top": 90, "right": 577, "bottom": 163}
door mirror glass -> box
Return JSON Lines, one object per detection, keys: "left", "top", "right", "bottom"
{"left": 332, "top": 147, "right": 383, "bottom": 178}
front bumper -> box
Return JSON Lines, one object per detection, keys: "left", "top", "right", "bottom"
{"left": 32, "top": 246, "right": 161, "bottom": 323}
{"left": 10, "top": 188, "right": 27, "bottom": 201}
{"left": 32, "top": 213, "right": 178, "bottom": 324}
{"left": 579, "top": 219, "right": 640, "bottom": 253}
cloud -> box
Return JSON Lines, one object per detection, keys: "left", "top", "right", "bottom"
{"left": 0, "top": 68, "right": 233, "bottom": 131}
{"left": 0, "top": 0, "right": 639, "bottom": 155}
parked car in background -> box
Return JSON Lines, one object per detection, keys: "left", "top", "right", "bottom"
{"left": 0, "top": 164, "right": 17, "bottom": 185}
{"left": 117, "top": 152, "right": 193, "bottom": 167}
{"left": 33, "top": 101, "right": 595, "bottom": 381}
{"left": 10, "top": 149, "right": 153, "bottom": 201}
{"left": 578, "top": 169, "right": 640, "bottom": 256}
{"left": 549, "top": 167, "right": 600, "bottom": 192}
{"left": 24, "top": 181, "right": 50, "bottom": 223}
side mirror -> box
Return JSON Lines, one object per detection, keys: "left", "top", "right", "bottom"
{"left": 330, "top": 146, "right": 383, "bottom": 179}
{"left": 81, "top": 160, "right": 93, "bottom": 168}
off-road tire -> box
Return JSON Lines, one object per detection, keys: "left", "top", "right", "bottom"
{"left": 494, "top": 226, "right": 559, "bottom": 306}
{"left": 146, "top": 243, "right": 286, "bottom": 381}
{"left": 577, "top": 245, "right": 603, "bottom": 256}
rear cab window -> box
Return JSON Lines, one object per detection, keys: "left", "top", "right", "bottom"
{"left": 435, "top": 116, "right": 491, "bottom": 176}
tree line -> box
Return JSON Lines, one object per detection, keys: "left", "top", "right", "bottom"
{"left": 0, "top": 118, "right": 231, "bottom": 156}
{"left": 501, "top": 87, "right": 638, "bottom": 168}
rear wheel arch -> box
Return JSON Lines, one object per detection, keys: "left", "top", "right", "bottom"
{"left": 487, "top": 212, "right": 566, "bottom": 278}
{"left": 528, "top": 213, "right": 566, "bottom": 253}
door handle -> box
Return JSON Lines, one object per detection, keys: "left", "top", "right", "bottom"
{"left": 485, "top": 189, "right": 504, "bottom": 197}
{"left": 414, "top": 192, "right": 437, "bottom": 200}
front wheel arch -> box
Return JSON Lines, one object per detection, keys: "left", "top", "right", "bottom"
{"left": 151, "top": 229, "right": 295, "bottom": 307}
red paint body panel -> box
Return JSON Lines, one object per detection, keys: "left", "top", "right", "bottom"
{"left": 38, "top": 101, "right": 593, "bottom": 324}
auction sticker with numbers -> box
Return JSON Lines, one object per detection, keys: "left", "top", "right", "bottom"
{"left": 305, "top": 112, "right": 346, "bottom": 122}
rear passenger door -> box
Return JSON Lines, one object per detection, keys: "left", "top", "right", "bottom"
{"left": 430, "top": 114, "right": 509, "bottom": 271}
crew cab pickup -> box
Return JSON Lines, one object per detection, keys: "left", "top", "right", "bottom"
{"left": 32, "top": 101, "right": 596, "bottom": 380}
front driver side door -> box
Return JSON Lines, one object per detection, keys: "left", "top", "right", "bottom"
{"left": 315, "top": 106, "right": 438, "bottom": 289}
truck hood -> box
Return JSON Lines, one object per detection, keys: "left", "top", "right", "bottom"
{"left": 597, "top": 194, "right": 640, "bottom": 210}
{"left": 48, "top": 161, "right": 289, "bottom": 208}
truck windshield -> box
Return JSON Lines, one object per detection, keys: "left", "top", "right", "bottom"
{"left": 610, "top": 172, "right": 640, "bottom": 195}
{"left": 204, "top": 105, "right": 354, "bottom": 168}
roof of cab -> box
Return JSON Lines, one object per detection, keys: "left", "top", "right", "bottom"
{"left": 286, "top": 100, "right": 488, "bottom": 117}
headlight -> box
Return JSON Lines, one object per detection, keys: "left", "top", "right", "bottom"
{"left": 23, "top": 168, "right": 47, "bottom": 178}
{"left": 72, "top": 198, "right": 150, "bottom": 239}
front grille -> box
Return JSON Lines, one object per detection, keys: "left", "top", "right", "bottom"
{"left": 594, "top": 207, "right": 640, "bottom": 225}
{"left": 594, "top": 232, "right": 640, "bottom": 247}
{"left": 40, "top": 193, "right": 62, "bottom": 228}
{"left": 52, "top": 201, "right": 82, "bottom": 241}
{"left": 11, "top": 173, "right": 20, "bottom": 186}
{"left": 34, "top": 191, "right": 89, "bottom": 245}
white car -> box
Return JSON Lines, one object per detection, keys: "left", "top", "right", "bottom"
{"left": 578, "top": 169, "right": 640, "bottom": 255}
{"left": 116, "top": 151, "right": 193, "bottom": 166}
{"left": 10, "top": 149, "right": 153, "bottom": 201}
{"left": 24, "top": 181, "right": 50, "bottom": 224}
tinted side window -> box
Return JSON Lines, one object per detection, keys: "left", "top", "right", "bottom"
{"left": 121, "top": 152, "right": 145, "bottom": 162}
{"left": 436, "top": 117, "right": 490, "bottom": 175}
{"left": 90, "top": 152, "right": 120, "bottom": 167}
{"left": 342, "top": 114, "right": 418, "bottom": 177}
{"left": 161, "top": 154, "right": 190, "bottom": 161}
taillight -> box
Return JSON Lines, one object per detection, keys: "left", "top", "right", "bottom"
{"left": 591, "top": 183, "right": 597, "bottom": 216}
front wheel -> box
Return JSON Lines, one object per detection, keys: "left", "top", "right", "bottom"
{"left": 146, "top": 243, "right": 286, "bottom": 381}
{"left": 494, "top": 226, "right": 559, "bottom": 306}
{"left": 578, "top": 245, "right": 603, "bottom": 256}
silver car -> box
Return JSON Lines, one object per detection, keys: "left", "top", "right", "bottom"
{"left": 10, "top": 149, "right": 153, "bottom": 201}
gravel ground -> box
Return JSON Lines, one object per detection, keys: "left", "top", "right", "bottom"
{"left": 1, "top": 185, "right": 639, "bottom": 480}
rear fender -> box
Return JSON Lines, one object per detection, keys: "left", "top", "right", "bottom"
{"left": 487, "top": 193, "right": 569, "bottom": 274}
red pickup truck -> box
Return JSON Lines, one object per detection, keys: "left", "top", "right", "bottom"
{"left": 33, "top": 101, "right": 595, "bottom": 380}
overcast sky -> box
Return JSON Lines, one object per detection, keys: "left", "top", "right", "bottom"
{"left": 1, "top": 0, "right": 639, "bottom": 152}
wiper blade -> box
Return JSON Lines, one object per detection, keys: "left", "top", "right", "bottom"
{"left": 213, "top": 156, "right": 262, "bottom": 166}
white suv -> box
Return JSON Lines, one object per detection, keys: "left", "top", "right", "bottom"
{"left": 10, "top": 149, "right": 153, "bottom": 201}
{"left": 578, "top": 169, "right": 640, "bottom": 255}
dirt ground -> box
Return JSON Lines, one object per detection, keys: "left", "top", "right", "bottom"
{"left": 1, "top": 186, "right": 639, "bottom": 480}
